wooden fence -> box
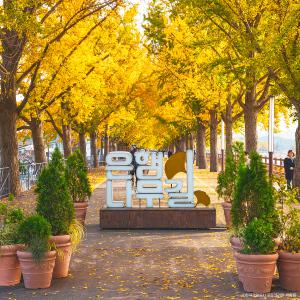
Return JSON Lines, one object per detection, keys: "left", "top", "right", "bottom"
{"left": 215, "top": 154, "right": 285, "bottom": 174}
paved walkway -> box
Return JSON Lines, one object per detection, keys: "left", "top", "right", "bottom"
{"left": 0, "top": 170, "right": 297, "bottom": 300}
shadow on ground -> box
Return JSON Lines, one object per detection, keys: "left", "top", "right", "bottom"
{"left": 0, "top": 177, "right": 297, "bottom": 300}
{"left": 0, "top": 225, "right": 296, "bottom": 300}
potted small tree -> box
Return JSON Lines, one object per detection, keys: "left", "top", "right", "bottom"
{"left": 0, "top": 205, "right": 24, "bottom": 286}
{"left": 277, "top": 208, "right": 300, "bottom": 291}
{"left": 66, "top": 150, "right": 92, "bottom": 224}
{"left": 235, "top": 218, "right": 278, "bottom": 293}
{"left": 17, "top": 214, "right": 56, "bottom": 289}
{"left": 216, "top": 142, "right": 245, "bottom": 228}
{"left": 231, "top": 151, "right": 279, "bottom": 253}
{"left": 36, "top": 148, "right": 75, "bottom": 278}
{"left": 275, "top": 180, "right": 300, "bottom": 291}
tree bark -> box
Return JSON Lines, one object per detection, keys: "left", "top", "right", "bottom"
{"left": 180, "top": 136, "right": 186, "bottom": 152}
{"left": 103, "top": 126, "right": 109, "bottom": 161}
{"left": 209, "top": 110, "right": 218, "bottom": 172}
{"left": 0, "top": 27, "right": 25, "bottom": 195}
{"left": 188, "top": 134, "right": 194, "bottom": 150}
{"left": 244, "top": 85, "right": 258, "bottom": 152}
{"left": 98, "top": 134, "right": 103, "bottom": 164}
{"left": 174, "top": 139, "right": 181, "bottom": 152}
{"left": 0, "top": 109, "right": 20, "bottom": 194}
{"left": 194, "top": 132, "right": 199, "bottom": 166}
{"left": 90, "top": 131, "right": 98, "bottom": 168}
{"left": 225, "top": 98, "right": 233, "bottom": 154}
{"left": 79, "top": 132, "right": 86, "bottom": 164}
{"left": 169, "top": 142, "right": 175, "bottom": 153}
{"left": 294, "top": 118, "right": 300, "bottom": 188}
{"left": 30, "top": 118, "right": 47, "bottom": 163}
{"left": 62, "top": 124, "right": 72, "bottom": 158}
{"left": 196, "top": 118, "right": 207, "bottom": 169}
{"left": 109, "top": 140, "right": 113, "bottom": 152}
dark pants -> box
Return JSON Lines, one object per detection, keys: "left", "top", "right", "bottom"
{"left": 130, "top": 167, "right": 138, "bottom": 187}
{"left": 287, "top": 178, "right": 293, "bottom": 189}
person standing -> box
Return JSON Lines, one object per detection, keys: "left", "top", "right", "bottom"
{"left": 284, "top": 150, "right": 295, "bottom": 189}
{"left": 130, "top": 145, "right": 138, "bottom": 187}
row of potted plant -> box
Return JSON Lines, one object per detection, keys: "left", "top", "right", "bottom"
{"left": 0, "top": 148, "right": 91, "bottom": 289}
{"left": 216, "top": 142, "right": 245, "bottom": 228}
{"left": 0, "top": 200, "right": 25, "bottom": 286}
{"left": 66, "top": 149, "right": 92, "bottom": 224}
{"left": 217, "top": 147, "right": 300, "bottom": 293}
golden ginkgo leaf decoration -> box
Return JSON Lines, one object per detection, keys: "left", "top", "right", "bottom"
{"left": 165, "top": 151, "right": 186, "bottom": 179}
{"left": 194, "top": 190, "right": 211, "bottom": 207}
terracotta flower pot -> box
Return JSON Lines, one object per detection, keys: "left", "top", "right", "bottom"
{"left": 274, "top": 237, "right": 282, "bottom": 247}
{"left": 230, "top": 236, "right": 243, "bottom": 282}
{"left": 234, "top": 252, "right": 278, "bottom": 293}
{"left": 74, "top": 202, "right": 88, "bottom": 225}
{"left": 230, "top": 236, "right": 243, "bottom": 253}
{"left": 0, "top": 244, "right": 24, "bottom": 286}
{"left": 221, "top": 202, "right": 232, "bottom": 228}
{"left": 17, "top": 250, "right": 56, "bottom": 289}
{"left": 50, "top": 235, "right": 72, "bottom": 278}
{"left": 277, "top": 251, "right": 300, "bottom": 291}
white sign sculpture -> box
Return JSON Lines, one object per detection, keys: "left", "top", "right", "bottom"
{"left": 106, "top": 149, "right": 198, "bottom": 208}
{"left": 106, "top": 151, "right": 133, "bottom": 208}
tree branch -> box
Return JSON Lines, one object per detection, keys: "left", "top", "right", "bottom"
{"left": 16, "top": 1, "right": 118, "bottom": 114}
{"left": 236, "top": 88, "right": 245, "bottom": 109}
{"left": 17, "top": 125, "right": 30, "bottom": 131}
{"left": 45, "top": 110, "right": 63, "bottom": 138}
{"left": 256, "top": 75, "right": 271, "bottom": 108}
{"left": 20, "top": 115, "right": 31, "bottom": 124}
{"left": 39, "top": 66, "right": 95, "bottom": 112}
{"left": 40, "top": 0, "right": 64, "bottom": 24}
{"left": 40, "top": 15, "right": 109, "bottom": 101}
{"left": 232, "top": 110, "right": 244, "bottom": 122}
{"left": 268, "top": 67, "right": 298, "bottom": 108}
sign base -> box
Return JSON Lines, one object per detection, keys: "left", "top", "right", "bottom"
{"left": 100, "top": 208, "right": 216, "bottom": 229}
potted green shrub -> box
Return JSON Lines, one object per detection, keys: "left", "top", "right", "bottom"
{"left": 0, "top": 204, "right": 25, "bottom": 286}
{"left": 36, "top": 147, "right": 75, "bottom": 278}
{"left": 216, "top": 142, "right": 245, "bottom": 228}
{"left": 17, "top": 214, "right": 56, "bottom": 289}
{"left": 235, "top": 218, "right": 278, "bottom": 293}
{"left": 231, "top": 152, "right": 279, "bottom": 253}
{"left": 274, "top": 180, "right": 300, "bottom": 291}
{"left": 277, "top": 209, "right": 300, "bottom": 291}
{"left": 66, "top": 150, "right": 92, "bottom": 224}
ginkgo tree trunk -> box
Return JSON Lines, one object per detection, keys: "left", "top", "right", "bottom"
{"left": 222, "top": 93, "right": 244, "bottom": 154}
{"left": 79, "top": 131, "right": 87, "bottom": 165}
{"left": 196, "top": 118, "right": 207, "bottom": 169}
{"left": 90, "top": 131, "right": 99, "bottom": 168}
{"left": 0, "top": 27, "right": 24, "bottom": 193}
{"left": 209, "top": 109, "right": 218, "bottom": 172}
{"left": 29, "top": 118, "right": 47, "bottom": 164}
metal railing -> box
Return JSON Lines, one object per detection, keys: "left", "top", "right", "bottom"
{"left": 19, "top": 162, "right": 47, "bottom": 192}
{"left": 86, "top": 156, "right": 105, "bottom": 169}
{"left": 0, "top": 153, "right": 286, "bottom": 199}
{"left": 0, "top": 167, "right": 10, "bottom": 199}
